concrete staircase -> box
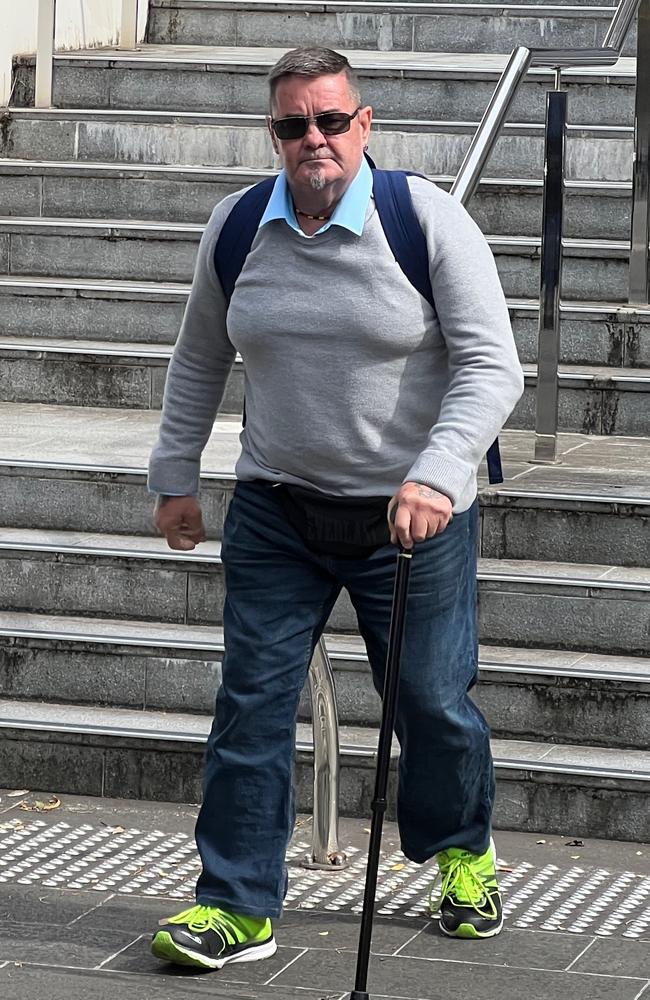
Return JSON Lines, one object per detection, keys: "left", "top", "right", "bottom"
{"left": 1, "top": 0, "right": 649, "bottom": 842}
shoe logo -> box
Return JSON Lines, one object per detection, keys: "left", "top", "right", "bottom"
{"left": 186, "top": 933, "right": 203, "bottom": 945}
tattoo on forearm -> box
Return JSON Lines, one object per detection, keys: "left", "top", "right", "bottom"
{"left": 416, "top": 485, "right": 437, "bottom": 498}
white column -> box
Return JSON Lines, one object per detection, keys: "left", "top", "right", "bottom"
{"left": 35, "top": 0, "right": 56, "bottom": 109}
{"left": 119, "top": 0, "right": 139, "bottom": 49}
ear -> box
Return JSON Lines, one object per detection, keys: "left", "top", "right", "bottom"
{"left": 358, "top": 105, "right": 373, "bottom": 148}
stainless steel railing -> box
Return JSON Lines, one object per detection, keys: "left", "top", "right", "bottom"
{"left": 629, "top": 0, "right": 650, "bottom": 303}
{"left": 451, "top": 0, "right": 646, "bottom": 465}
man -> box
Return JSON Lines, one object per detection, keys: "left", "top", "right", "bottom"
{"left": 148, "top": 46, "right": 523, "bottom": 969}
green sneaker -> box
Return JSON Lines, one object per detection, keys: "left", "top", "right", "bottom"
{"left": 151, "top": 904, "right": 276, "bottom": 969}
{"left": 429, "top": 838, "right": 503, "bottom": 939}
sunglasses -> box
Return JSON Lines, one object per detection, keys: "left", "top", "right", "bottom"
{"left": 271, "top": 107, "right": 361, "bottom": 141}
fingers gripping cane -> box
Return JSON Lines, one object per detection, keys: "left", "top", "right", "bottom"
{"left": 350, "top": 544, "right": 413, "bottom": 1000}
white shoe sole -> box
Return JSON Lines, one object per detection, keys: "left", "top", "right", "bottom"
{"left": 152, "top": 932, "right": 278, "bottom": 970}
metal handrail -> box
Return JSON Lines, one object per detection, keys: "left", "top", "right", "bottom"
{"left": 451, "top": 0, "right": 645, "bottom": 467}
{"left": 452, "top": 0, "right": 640, "bottom": 208}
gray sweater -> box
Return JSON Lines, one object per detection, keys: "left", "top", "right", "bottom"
{"left": 148, "top": 176, "right": 524, "bottom": 513}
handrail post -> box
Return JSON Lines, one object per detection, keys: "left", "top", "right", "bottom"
{"left": 35, "top": 0, "right": 56, "bottom": 109}
{"left": 119, "top": 0, "right": 139, "bottom": 49}
{"left": 629, "top": 0, "right": 650, "bottom": 304}
{"left": 451, "top": 46, "right": 532, "bottom": 207}
{"left": 302, "top": 638, "right": 347, "bottom": 870}
{"left": 534, "top": 74, "right": 567, "bottom": 465}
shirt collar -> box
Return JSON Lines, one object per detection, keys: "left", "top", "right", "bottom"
{"left": 259, "top": 157, "right": 372, "bottom": 238}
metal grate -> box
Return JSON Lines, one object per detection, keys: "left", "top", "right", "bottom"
{"left": 1, "top": 818, "right": 650, "bottom": 938}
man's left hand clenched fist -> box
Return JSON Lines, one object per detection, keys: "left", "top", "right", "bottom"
{"left": 387, "top": 481, "right": 453, "bottom": 549}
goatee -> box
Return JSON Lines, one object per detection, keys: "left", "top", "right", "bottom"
{"left": 309, "top": 169, "right": 327, "bottom": 191}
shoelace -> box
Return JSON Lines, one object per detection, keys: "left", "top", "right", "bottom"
{"left": 167, "top": 905, "right": 239, "bottom": 944}
{"left": 429, "top": 854, "right": 498, "bottom": 920}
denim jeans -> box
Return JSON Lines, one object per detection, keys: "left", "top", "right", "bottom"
{"left": 195, "top": 481, "right": 494, "bottom": 917}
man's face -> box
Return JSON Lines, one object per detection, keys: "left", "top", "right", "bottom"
{"left": 269, "top": 72, "right": 372, "bottom": 201}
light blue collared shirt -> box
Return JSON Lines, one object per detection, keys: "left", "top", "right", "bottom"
{"left": 259, "top": 157, "right": 372, "bottom": 238}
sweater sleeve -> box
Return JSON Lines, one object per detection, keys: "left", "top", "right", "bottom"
{"left": 147, "top": 195, "right": 242, "bottom": 496}
{"left": 403, "top": 177, "right": 524, "bottom": 505}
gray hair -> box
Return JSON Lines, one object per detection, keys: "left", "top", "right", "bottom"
{"left": 268, "top": 47, "right": 361, "bottom": 110}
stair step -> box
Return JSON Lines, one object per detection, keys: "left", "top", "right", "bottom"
{"left": 3, "top": 450, "right": 650, "bottom": 562}
{"left": 1, "top": 277, "right": 647, "bottom": 366}
{"left": 10, "top": 47, "right": 636, "bottom": 126}
{"left": 0, "top": 526, "right": 648, "bottom": 653}
{"left": 0, "top": 274, "right": 188, "bottom": 346}
{"left": 0, "top": 698, "right": 648, "bottom": 841}
{"left": 0, "top": 217, "right": 634, "bottom": 300}
{"left": 147, "top": 0, "right": 629, "bottom": 54}
{"left": 2, "top": 333, "right": 650, "bottom": 435}
{"left": 1, "top": 612, "right": 649, "bottom": 748}
{"left": 0, "top": 159, "right": 633, "bottom": 239}
{"left": 1, "top": 108, "right": 634, "bottom": 182}
{"left": 2, "top": 402, "right": 649, "bottom": 558}
{"left": 0, "top": 336, "right": 243, "bottom": 412}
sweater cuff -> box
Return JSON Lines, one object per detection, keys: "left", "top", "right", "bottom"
{"left": 147, "top": 456, "right": 201, "bottom": 497}
{"left": 404, "top": 453, "right": 473, "bottom": 508}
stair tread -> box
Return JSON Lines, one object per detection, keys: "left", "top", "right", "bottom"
{"left": 2, "top": 275, "right": 648, "bottom": 320}
{"left": 15, "top": 45, "right": 636, "bottom": 82}
{"left": 0, "top": 158, "right": 632, "bottom": 196}
{"left": 0, "top": 274, "right": 189, "bottom": 294}
{"left": 5, "top": 107, "right": 634, "bottom": 137}
{"left": 0, "top": 215, "right": 633, "bottom": 252}
{"left": 0, "top": 336, "right": 173, "bottom": 357}
{"left": 1, "top": 610, "right": 649, "bottom": 680}
{"left": 1, "top": 698, "right": 649, "bottom": 775}
{"left": 2, "top": 337, "right": 648, "bottom": 384}
{"left": 1, "top": 402, "right": 650, "bottom": 498}
{"left": 0, "top": 524, "right": 648, "bottom": 584}
{"left": 149, "top": 0, "right": 617, "bottom": 13}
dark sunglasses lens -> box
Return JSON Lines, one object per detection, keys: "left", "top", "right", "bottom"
{"left": 273, "top": 117, "right": 308, "bottom": 140}
{"left": 317, "top": 113, "right": 352, "bottom": 135}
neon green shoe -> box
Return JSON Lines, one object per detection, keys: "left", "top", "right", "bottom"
{"left": 429, "top": 838, "right": 503, "bottom": 939}
{"left": 151, "top": 904, "right": 276, "bottom": 969}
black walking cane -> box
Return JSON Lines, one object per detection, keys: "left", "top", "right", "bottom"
{"left": 350, "top": 544, "right": 413, "bottom": 1000}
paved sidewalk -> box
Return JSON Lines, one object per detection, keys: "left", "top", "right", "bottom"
{"left": 0, "top": 791, "right": 649, "bottom": 1000}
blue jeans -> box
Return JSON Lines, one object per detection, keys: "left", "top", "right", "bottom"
{"left": 195, "top": 481, "right": 494, "bottom": 917}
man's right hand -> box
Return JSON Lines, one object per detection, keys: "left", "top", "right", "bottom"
{"left": 154, "top": 495, "right": 206, "bottom": 551}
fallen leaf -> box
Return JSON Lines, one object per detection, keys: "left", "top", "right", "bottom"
{"left": 109, "top": 825, "right": 126, "bottom": 834}
{"left": 565, "top": 839, "right": 584, "bottom": 847}
{"left": 19, "top": 796, "right": 61, "bottom": 813}
{"left": 318, "top": 931, "right": 329, "bottom": 936}
{"left": 391, "top": 863, "right": 405, "bottom": 871}
{"left": 0, "top": 820, "right": 24, "bottom": 831}
{"left": 497, "top": 865, "right": 514, "bottom": 873}
{"left": 570, "top": 855, "right": 581, "bottom": 860}
{"left": 7, "top": 789, "right": 29, "bottom": 798}
{"left": 536, "top": 839, "right": 546, "bottom": 844}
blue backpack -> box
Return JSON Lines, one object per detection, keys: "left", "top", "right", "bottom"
{"left": 213, "top": 164, "right": 503, "bottom": 485}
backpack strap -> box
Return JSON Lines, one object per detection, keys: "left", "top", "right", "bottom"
{"left": 372, "top": 167, "right": 503, "bottom": 485}
{"left": 371, "top": 168, "right": 435, "bottom": 309}
{"left": 214, "top": 175, "right": 276, "bottom": 303}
